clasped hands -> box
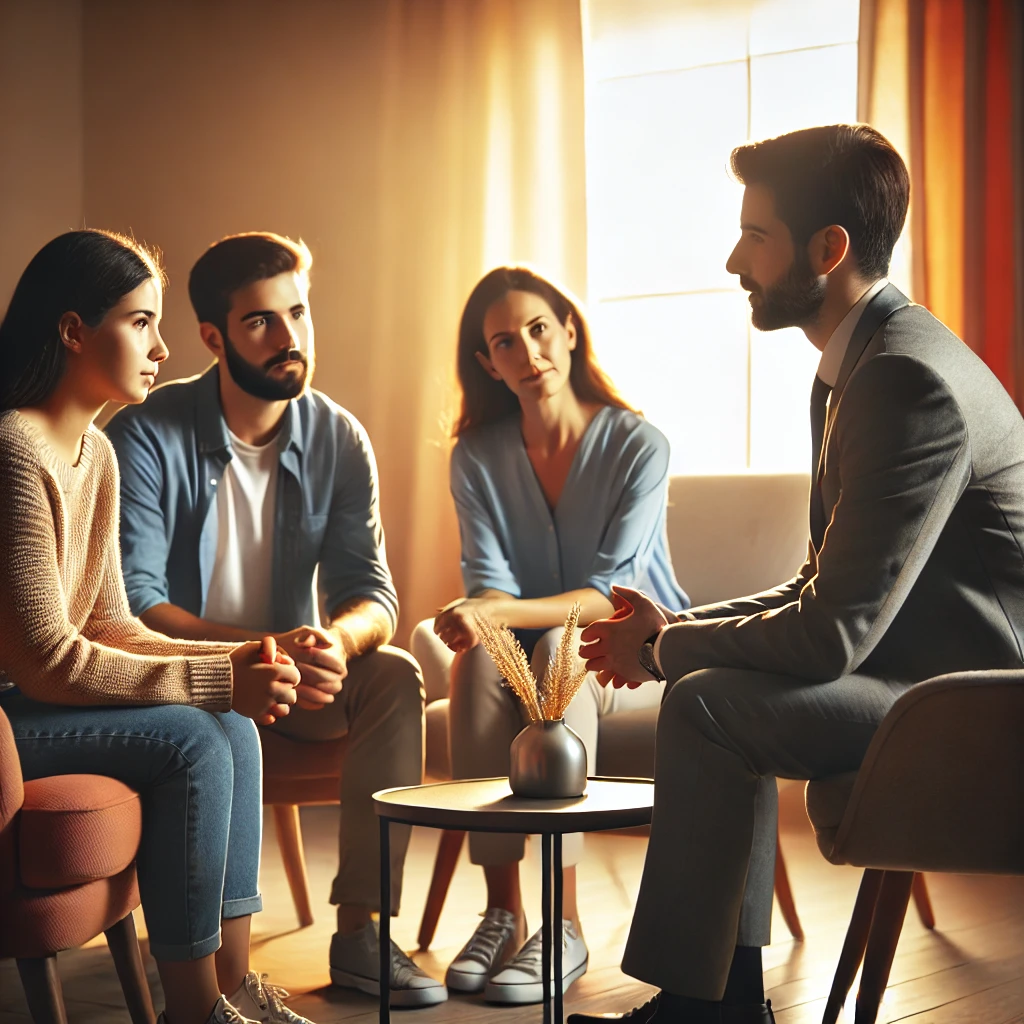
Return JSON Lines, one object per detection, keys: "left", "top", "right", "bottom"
{"left": 229, "top": 625, "right": 347, "bottom": 725}
{"left": 580, "top": 585, "right": 674, "bottom": 688}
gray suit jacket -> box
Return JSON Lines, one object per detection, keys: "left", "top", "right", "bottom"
{"left": 659, "top": 283, "right": 1024, "bottom": 684}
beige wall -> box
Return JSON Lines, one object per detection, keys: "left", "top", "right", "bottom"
{"left": 3, "top": 0, "right": 588, "bottom": 642}
{"left": 0, "top": 0, "right": 83, "bottom": 307}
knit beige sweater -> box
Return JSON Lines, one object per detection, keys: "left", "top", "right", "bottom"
{"left": 0, "top": 410, "right": 236, "bottom": 709}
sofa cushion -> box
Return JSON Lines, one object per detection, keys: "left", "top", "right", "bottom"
{"left": 19, "top": 775, "right": 141, "bottom": 888}
{"left": 804, "top": 772, "right": 858, "bottom": 862}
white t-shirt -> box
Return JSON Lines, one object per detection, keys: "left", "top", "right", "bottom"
{"left": 204, "top": 430, "right": 279, "bottom": 631}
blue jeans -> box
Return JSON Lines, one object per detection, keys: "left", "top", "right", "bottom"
{"left": 0, "top": 691, "right": 263, "bottom": 961}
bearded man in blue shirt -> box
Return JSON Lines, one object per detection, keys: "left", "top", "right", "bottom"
{"left": 106, "top": 232, "right": 446, "bottom": 1009}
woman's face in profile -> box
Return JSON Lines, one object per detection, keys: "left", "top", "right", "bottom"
{"left": 68, "top": 277, "right": 168, "bottom": 406}
{"left": 476, "top": 289, "right": 577, "bottom": 405}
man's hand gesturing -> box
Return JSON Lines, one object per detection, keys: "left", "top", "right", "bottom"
{"left": 276, "top": 626, "right": 346, "bottom": 710}
{"left": 579, "top": 585, "right": 669, "bottom": 688}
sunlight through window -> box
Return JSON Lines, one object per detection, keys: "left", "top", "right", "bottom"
{"left": 583, "top": 0, "right": 861, "bottom": 474}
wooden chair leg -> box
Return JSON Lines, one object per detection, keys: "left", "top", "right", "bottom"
{"left": 822, "top": 869, "right": 884, "bottom": 1024}
{"left": 417, "top": 829, "right": 466, "bottom": 950}
{"left": 773, "top": 827, "right": 804, "bottom": 940}
{"left": 272, "top": 804, "right": 314, "bottom": 928}
{"left": 911, "top": 872, "right": 936, "bottom": 929}
{"left": 105, "top": 911, "right": 156, "bottom": 1024}
{"left": 855, "top": 870, "right": 914, "bottom": 1024}
{"left": 16, "top": 955, "right": 68, "bottom": 1024}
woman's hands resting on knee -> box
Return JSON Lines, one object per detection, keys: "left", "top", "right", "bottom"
{"left": 229, "top": 640, "right": 302, "bottom": 725}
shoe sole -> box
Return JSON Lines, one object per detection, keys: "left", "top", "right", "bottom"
{"left": 445, "top": 967, "right": 489, "bottom": 993}
{"left": 484, "top": 956, "right": 589, "bottom": 1005}
{"left": 329, "top": 967, "right": 448, "bottom": 1007}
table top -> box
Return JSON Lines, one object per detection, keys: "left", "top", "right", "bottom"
{"left": 372, "top": 776, "right": 653, "bottom": 832}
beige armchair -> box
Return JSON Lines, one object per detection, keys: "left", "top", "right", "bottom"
{"left": 412, "top": 473, "right": 823, "bottom": 950}
{"left": 805, "top": 669, "right": 1024, "bottom": 1024}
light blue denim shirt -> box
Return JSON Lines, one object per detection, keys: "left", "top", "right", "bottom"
{"left": 105, "top": 366, "right": 398, "bottom": 632}
{"left": 451, "top": 406, "right": 689, "bottom": 610}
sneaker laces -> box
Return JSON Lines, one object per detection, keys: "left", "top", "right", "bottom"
{"left": 507, "top": 921, "right": 576, "bottom": 969}
{"left": 389, "top": 941, "right": 430, "bottom": 986}
{"left": 455, "top": 910, "right": 517, "bottom": 968}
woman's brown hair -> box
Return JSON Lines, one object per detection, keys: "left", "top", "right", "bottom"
{"left": 452, "top": 265, "right": 638, "bottom": 436}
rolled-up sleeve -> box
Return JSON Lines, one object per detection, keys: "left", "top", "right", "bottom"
{"left": 318, "top": 416, "right": 399, "bottom": 629}
{"left": 105, "top": 414, "right": 173, "bottom": 617}
{"left": 585, "top": 425, "right": 671, "bottom": 597}
{"left": 451, "top": 442, "right": 520, "bottom": 597}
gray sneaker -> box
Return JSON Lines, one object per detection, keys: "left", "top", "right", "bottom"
{"left": 485, "top": 920, "right": 588, "bottom": 1005}
{"left": 445, "top": 908, "right": 521, "bottom": 993}
{"left": 329, "top": 922, "right": 448, "bottom": 1007}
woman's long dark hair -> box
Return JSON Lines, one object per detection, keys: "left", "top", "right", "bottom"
{"left": 452, "top": 265, "right": 638, "bottom": 436}
{"left": 0, "top": 230, "right": 164, "bottom": 411}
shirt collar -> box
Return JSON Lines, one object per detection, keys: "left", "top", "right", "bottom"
{"left": 195, "top": 363, "right": 305, "bottom": 456}
{"left": 816, "top": 278, "right": 888, "bottom": 387}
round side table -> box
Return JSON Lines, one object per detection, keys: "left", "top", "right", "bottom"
{"left": 373, "top": 776, "right": 654, "bottom": 1024}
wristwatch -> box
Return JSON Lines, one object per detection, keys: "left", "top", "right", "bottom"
{"left": 637, "top": 630, "right": 666, "bottom": 682}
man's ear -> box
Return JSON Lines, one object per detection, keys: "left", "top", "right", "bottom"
{"left": 474, "top": 349, "right": 503, "bottom": 381}
{"left": 199, "top": 321, "right": 225, "bottom": 357}
{"left": 809, "top": 224, "right": 851, "bottom": 276}
{"left": 58, "top": 311, "right": 85, "bottom": 354}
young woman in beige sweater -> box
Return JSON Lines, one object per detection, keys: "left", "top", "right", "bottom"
{"left": 0, "top": 230, "right": 319, "bottom": 1024}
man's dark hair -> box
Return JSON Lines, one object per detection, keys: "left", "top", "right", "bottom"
{"left": 188, "top": 231, "right": 312, "bottom": 335}
{"left": 0, "top": 230, "right": 163, "bottom": 411}
{"left": 730, "top": 124, "right": 910, "bottom": 279}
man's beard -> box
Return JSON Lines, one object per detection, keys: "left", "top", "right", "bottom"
{"left": 222, "top": 331, "right": 310, "bottom": 401}
{"left": 745, "top": 252, "right": 827, "bottom": 332}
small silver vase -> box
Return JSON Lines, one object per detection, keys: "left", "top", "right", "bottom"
{"left": 508, "top": 719, "right": 588, "bottom": 799}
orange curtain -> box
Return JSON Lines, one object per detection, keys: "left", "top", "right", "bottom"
{"left": 860, "top": 0, "right": 1024, "bottom": 405}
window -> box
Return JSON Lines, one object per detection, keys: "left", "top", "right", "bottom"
{"left": 582, "top": 0, "right": 861, "bottom": 474}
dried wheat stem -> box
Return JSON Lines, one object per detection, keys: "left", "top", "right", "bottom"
{"left": 474, "top": 614, "right": 543, "bottom": 721}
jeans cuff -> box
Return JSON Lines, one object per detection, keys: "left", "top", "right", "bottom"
{"left": 149, "top": 928, "right": 221, "bottom": 962}
{"left": 223, "top": 893, "right": 263, "bottom": 919}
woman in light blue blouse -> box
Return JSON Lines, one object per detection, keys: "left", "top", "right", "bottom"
{"left": 412, "top": 266, "right": 687, "bottom": 1005}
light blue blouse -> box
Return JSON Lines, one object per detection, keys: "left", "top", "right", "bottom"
{"left": 450, "top": 406, "right": 689, "bottom": 611}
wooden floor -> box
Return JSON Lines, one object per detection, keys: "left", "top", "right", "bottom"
{"left": 2, "top": 783, "right": 1021, "bottom": 1023}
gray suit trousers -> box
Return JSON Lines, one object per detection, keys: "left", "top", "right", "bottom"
{"left": 621, "top": 667, "right": 914, "bottom": 1000}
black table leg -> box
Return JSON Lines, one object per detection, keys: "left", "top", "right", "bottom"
{"left": 379, "top": 816, "right": 390, "bottom": 1024}
{"left": 554, "top": 832, "right": 563, "bottom": 1024}
{"left": 542, "top": 832, "right": 552, "bottom": 1024}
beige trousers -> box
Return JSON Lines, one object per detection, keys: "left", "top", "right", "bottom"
{"left": 442, "top": 624, "right": 663, "bottom": 866}
{"left": 266, "top": 645, "right": 425, "bottom": 914}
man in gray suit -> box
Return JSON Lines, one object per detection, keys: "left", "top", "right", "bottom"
{"left": 572, "top": 124, "right": 1024, "bottom": 1024}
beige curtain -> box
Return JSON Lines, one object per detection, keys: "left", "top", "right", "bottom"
{"left": 68, "top": 0, "right": 587, "bottom": 643}
{"left": 352, "top": 0, "right": 589, "bottom": 642}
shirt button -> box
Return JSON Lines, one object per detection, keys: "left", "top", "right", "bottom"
{"left": 210, "top": 478, "right": 218, "bottom": 486}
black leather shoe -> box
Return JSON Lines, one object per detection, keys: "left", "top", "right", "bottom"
{"left": 568, "top": 993, "right": 661, "bottom": 1024}
{"left": 568, "top": 996, "right": 775, "bottom": 1024}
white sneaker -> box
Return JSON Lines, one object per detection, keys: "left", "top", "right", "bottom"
{"left": 228, "top": 971, "right": 315, "bottom": 1023}
{"left": 329, "top": 921, "right": 448, "bottom": 1007}
{"left": 157, "top": 995, "right": 259, "bottom": 1024}
{"left": 445, "top": 908, "right": 521, "bottom": 993}
{"left": 485, "top": 920, "right": 588, "bottom": 1005}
